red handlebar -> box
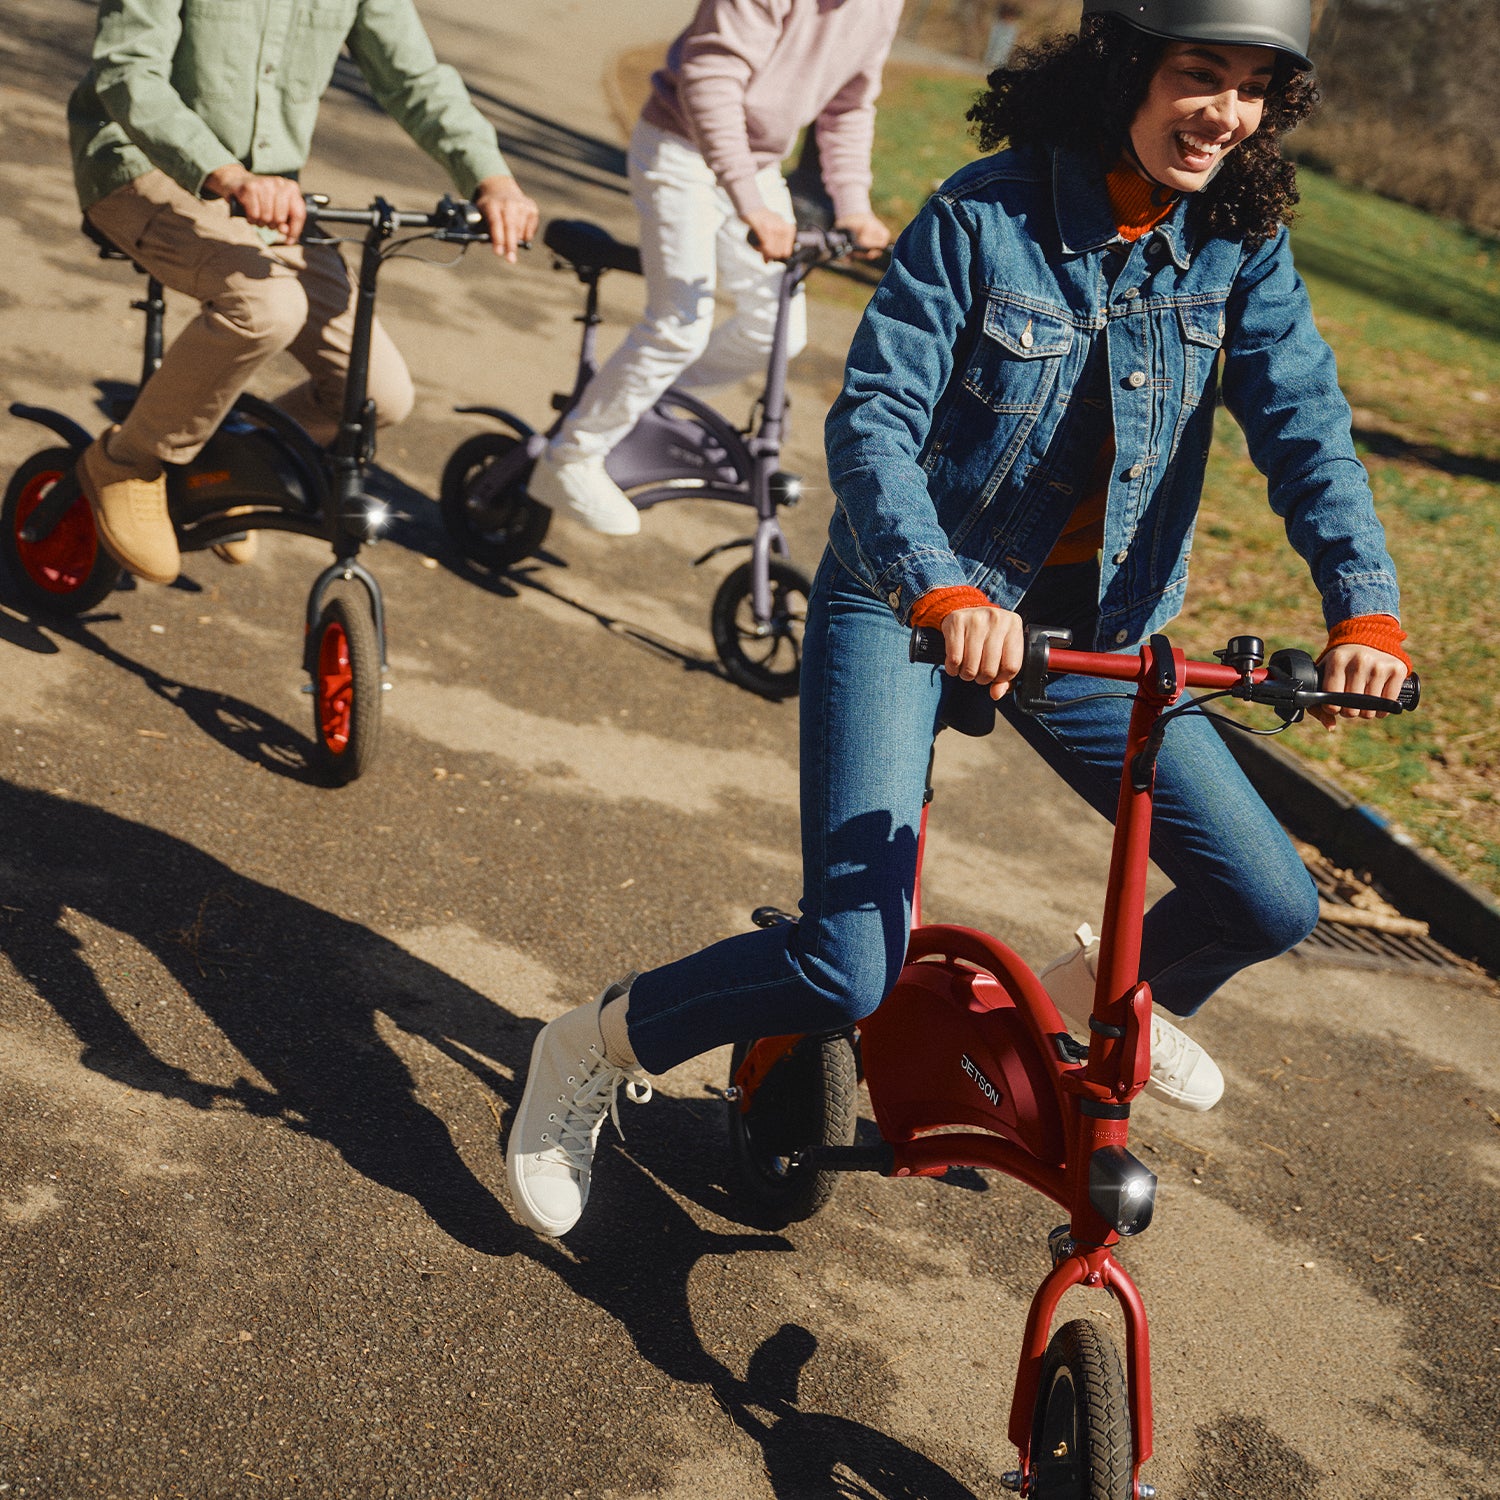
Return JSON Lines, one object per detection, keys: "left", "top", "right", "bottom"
{"left": 908, "top": 626, "right": 1420, "bottom": 716}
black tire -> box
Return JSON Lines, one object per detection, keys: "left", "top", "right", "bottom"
{"left": 309, "top": 593, "right": 382, "bottom": 784}
{"left": 439, "top": 431, "right": 550, "bottom": 569}
{"left": 1029, "top": 1320, "right": 1133, "bottom": 1500}
{"left": 726, "top": 1033, "right": 857, "bottom": 1226}
{"left": 710, "top": 558, "right": 811, "bottom": 700}
{"left": 1, "top": 447, "right": 121, "bottom": 615}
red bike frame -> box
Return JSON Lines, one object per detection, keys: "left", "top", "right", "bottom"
{"left": 735, "top": 633, "right": 1263, "bottom": 1496}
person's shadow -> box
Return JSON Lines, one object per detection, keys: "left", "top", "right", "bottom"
{"left": 7, "top": 784, "right": 995, "bottom": 1494}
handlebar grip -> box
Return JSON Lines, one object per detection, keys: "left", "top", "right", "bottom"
{"left": 1297, "top": 672, "right": 1422, "bottom": 715}
{"left": 910, "top": 626, "right": 945, "bottom": 665}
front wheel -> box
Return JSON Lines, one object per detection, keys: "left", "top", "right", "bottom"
{"left": 726, "top": 1033, "right": 858, "bottom": 1227}
{"left": 309, "top": 593, "right": 382, "bottom": 784}
{"left": 439, "top": 431, "right": 550, "bottom": 569}
{"left": 1029, "top": 1319, "right": 1132, "bottom": 1500}
{"left": 1, "top": 447, "right": 122, "bottom": 615}
{"left": 710, "top": 558, "right": 811, "bottom": 700}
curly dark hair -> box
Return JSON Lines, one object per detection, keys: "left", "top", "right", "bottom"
{"left": 966, "top": 15, "right": 1320, "bottom": 245}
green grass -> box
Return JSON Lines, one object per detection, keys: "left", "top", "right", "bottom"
{"left": 857, "top": 69, "right": 1500, "bottom": 894}
{"left": 869, "top": 64, "right": 989, "bottom": 224}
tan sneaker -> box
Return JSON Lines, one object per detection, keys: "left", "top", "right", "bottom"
{"left": 77, "top": 427, "right": 178, "bottom": 585}
{"left": 211, "top": 508, "right": 258, "bottom": 565}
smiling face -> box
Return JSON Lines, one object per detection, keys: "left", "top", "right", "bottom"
{"left": 1128, "top": 41, "right": 1277, "bottom": 192}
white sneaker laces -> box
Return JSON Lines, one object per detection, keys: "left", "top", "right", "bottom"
{"left": 548, "top": 1060, "right": 653, "bottom": 1172}
{"left": 1148, "top": 1013, "right": 1197, "bottom": 1085}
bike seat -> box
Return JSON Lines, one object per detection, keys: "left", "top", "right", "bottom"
{"left": 543, "top": 219, "right": 642, "bottom": 277}
{"left": 936, "top": 678, "right": 996, "bottom": 737}
{"left": 81, "top": 216, "right": 130, "bottom": 260}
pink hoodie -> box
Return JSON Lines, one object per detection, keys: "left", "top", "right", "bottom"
{"left": 641, "top": 0, "right": 903, "bottom": 222}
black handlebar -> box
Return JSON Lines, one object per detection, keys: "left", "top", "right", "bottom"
{"left": 908, "top": 625, "right": 946, "bottom": 665}
{"left": 746, "top": 224, "right": 857, "bottom": 263}
{"left": 229, "top": 192, "right": 493, "bottom": 242}
{"left": 909, "top": 625, "right": 1421, "bottom": 716}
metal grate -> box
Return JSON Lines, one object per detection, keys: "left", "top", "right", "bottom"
{"left": 1293, "top": 841, "right": 1492, "bottom": 983}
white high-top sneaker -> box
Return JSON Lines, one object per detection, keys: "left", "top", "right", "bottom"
{"left": 527, "top": 450, "right": 641, "bottom": 535}
{"left": 1038, "top": 924, "right": 1225, "bottom": 1112}
{"left": 505, "top": 978, "right": 652, "bottom": 1237}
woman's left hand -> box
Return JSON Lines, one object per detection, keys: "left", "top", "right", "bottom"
{"left": 1312, "top": 644, "right": 1410, "bottom": 729}
{"left": 835, "top": 212, "right": 892, "bottom": 258}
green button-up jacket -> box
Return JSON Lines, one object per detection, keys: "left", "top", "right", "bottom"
{"left": 69, "top": 0, "right": 511, "bottom": 211}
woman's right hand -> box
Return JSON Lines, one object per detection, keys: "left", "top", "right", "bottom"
{"left": 940, "top": 606, "right": 1026, "bottom": 700}
{"left": 743, "top": 208, "right": 798, "bottom": 262}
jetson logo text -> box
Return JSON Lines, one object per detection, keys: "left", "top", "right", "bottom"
{"left": 961, "top": 1053, "right": 1001, "bottom": 1107}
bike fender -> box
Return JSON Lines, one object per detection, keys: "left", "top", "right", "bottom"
{"left": 8, "top": 403, "right": 92, "bottom": 452}
{"left": 692, "top": 536, "right": 754, "bottom": 568}
{"left": 451, "top": 405, "right": 535, "bottom": 439}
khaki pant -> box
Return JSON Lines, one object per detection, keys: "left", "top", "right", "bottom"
{"left": 86, "top": 170, "right": 414, "bottom": 468}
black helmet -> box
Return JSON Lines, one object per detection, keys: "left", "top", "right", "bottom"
{"left": 1080, "top": 0, "right": 1312, "bottom": 69}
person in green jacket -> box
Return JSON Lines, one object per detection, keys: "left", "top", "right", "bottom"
{"left": 68, "top": 0, "right": 539, "bottom": 585}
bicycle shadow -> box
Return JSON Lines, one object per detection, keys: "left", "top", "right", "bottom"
{"left": 327, "top": 56, "right": 629, "bottom": 198}
{"left": 42, "top": 616, "right": 324, "bottom": 783}
{"left": 5, "top": 780, "right": 533, "bottom": 1252}
{"left": 735, "top": 1325, "right": 983, "bottom": 1499}
{"left": 545, "top": 1157, "right": 986, "bottom": 1499}
{"left": 0, "top": 602, "right": 61, "bottom": 655}
{"left": 9, "top": 784, "right": 990, "bottom": 1493}
{"left": 508, "top": 563, "right": 734, "bottom": 683}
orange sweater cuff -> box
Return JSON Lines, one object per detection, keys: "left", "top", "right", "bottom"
{"left": 909, "top": 586, "right": 995, "bottom": 628}
{"left": 1321, "top": 614, "right": 1412, "bottom": 672}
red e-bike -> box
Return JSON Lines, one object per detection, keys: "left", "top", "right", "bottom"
{"left": 725, "top": 625, "right": 1419, "bottom": 1498}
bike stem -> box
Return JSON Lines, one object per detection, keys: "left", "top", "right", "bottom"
{"left": 326, "top": 200, "right": 395, "bottom": 558}
{"left": 566, "top": 271, "right": 605, "bottom": 418}
{"left": 135, "top": 277, "right": 167, "bottom": 393}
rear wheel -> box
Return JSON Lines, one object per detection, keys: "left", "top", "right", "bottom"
{"left": 1, "top": 447, "right": 121, "bottom": 614}
{"left": 439, "top": 431, "right": 550, "bottom": 569}
{"left": 711, "top": 558, "right": 811, "bottom": 700}
{"left": 309, "top": 593, "right": 381, "bottom": 784}
{"left": 726, "top": 1033, "right": 857, "bottom": 1226}
{"left": 1029, "top": 1320, "right": 1132, "bottom": 1500}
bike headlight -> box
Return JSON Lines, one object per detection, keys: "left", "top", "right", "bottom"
{"left": 769, "top": 471, "right": 803, "bottom": 508}
{"left": 1088, "top": 1145, "right": 1157, "bottom": 1236}
{"left": 362, "top": 499, "right": 391, "bottom": 538}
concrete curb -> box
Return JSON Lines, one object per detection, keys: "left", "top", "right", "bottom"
{"left": 1219, "top": 728, "right": 1500, "bottom": 976}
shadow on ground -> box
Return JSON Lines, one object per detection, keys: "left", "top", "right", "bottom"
{"left": 5, "top": 781, "right": 992, "bottom": 1497}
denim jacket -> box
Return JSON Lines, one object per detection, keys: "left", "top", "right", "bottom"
{"left": 824, "top": 144, "right": 1401, "bottom": 646}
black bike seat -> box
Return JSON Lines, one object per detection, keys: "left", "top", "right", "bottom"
{"left": 81, "top": 215, "right": 129, "bottom": 260}
{"left": 936, "top": 678, "right": 997, "bottom": 737}
{"left": 543, "top": 219, "right": 642, "bottom": 277}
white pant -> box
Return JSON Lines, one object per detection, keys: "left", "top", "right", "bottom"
{"left": 552, "top": 119, "right": 807, "bottom": 462}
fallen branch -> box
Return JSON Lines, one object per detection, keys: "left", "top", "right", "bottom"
{"left": 1317, "top": 899, "right": 1429, "bottom": 938}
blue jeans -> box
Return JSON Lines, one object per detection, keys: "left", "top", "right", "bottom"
{"left": 625, "top": 553, "right": 1318, "bottom": 1076}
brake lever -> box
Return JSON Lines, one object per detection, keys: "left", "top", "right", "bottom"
{"left": 1294, "top": 677, "right": 1421, "bottom": 715}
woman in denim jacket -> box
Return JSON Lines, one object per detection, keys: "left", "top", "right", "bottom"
{"left": 506, "top": 0, "right": 1413, "bottom": 1238}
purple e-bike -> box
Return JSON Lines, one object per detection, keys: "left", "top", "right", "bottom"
{"left": 438, "top": 219, "right": 855, "bottom": 699}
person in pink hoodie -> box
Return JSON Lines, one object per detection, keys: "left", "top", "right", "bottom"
{"left": 527, "top": 0, "right": 901, "bottom": 535}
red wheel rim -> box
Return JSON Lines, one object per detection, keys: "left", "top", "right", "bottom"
{"left": 316, "top": 620, "right": 354, "bottom": 753}
{"left": 14, "top": 469, "right": 98, "bottom": 593}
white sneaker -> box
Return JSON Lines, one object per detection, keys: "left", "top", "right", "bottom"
{"left": 1038, "top": 923, "right": 1225, "bottom": 1112}
{"left": 505, "top": 979, "right": 652, "bottom": 1237}
{"left": 527, "top": 451, "right": 641, "bottom": 535}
